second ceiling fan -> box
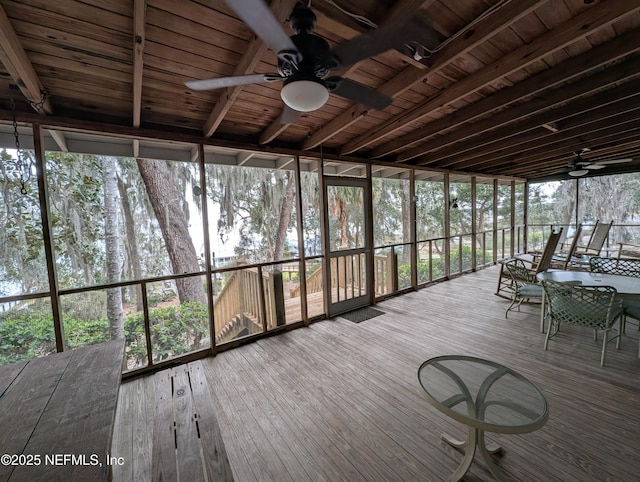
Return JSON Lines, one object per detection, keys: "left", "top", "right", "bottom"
{"left": 568, "top": 149, "right": 633, "bottom": 177}
{"left": 186, "top": 0, "right": 435, "bottom": 123}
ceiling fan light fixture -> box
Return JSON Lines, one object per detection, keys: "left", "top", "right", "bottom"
{"left": 280, "top": 79, "right": 329, "bottom": 112}
{"left": 568, "top": 169, "right": 589, "bottom": 177}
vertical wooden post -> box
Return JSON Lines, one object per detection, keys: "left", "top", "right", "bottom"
{"left": 197, "top": 143, "right": 216, "bottom": 355}
{"left": 32, "top": 123, "right": 64, "bottom": 352}
{"left": 257, "top": 266, "right": 268, "bottom": 332}
{"left": 493, "top": 179, "right": 499, "bottom": 263}
{"left": 386, "top": 246, "right": 398, "bottom": 293}
{"left": 471, "top": 176, "right": 477, "bottom": 271}
{"left": 365, "top": 164, "right": 375, "bottom": 305}
{"left": 269, "top": 270, "right": 285, "bottom": 326}
{"left": 444, "top": 173, "right": 451, "bottom": 279}
{"left": 410, "top": 170, "right": 417, "bottom": 290}
{"left": 575, "top": 178, "right": 580, "bottom": 228}
{"left": 510, "top": 180, "right": 516, "bottom": 258}
{"left": 293, "top": 155, "right": 309, "bottom": 324}
{"left": 140, "top": 280, "right": 153, "bottom": 366}
{"left": 319, "top": 159, "right": 330, "bottom": 316}
{"left": 524, "top": 181, "right": 530, "bottom": 252}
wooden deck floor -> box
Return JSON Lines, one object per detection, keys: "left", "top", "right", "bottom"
{"left": 112, "top": 266, "right": 640, "bottom": 482}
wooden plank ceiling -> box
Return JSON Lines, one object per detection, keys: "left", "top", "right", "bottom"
{"left": 1, "top": 0, "right": 640, "bottom": 180}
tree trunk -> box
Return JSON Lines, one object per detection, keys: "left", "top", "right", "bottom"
{"left": 338, "top": 198, "right": 349, "bottom": 247}
{"left": 136, "top": 158, "right": 206, "bottom": 304}
{"left": 559, "top": 181, "right": 577, "bottom": 244}
{"left": 103, "top": 158, "right": 124, "bottom": 339}
{"left": 274, "top": 171, "right": 296, "bottom": 261}
{"left": 117, "top": 175, "right": 144, "bottom": 311}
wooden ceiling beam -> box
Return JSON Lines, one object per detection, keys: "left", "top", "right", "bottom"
{"left": 339, "top": 0, "right": 640, "bottom": 155}
{"left": 479, "top": 120, "right": 640, "bottom": 176}
{"left": 190, "top": 147, "right": 199, "bottom": 163}
{"left": 237, "top": 152, "right": 254, "bottom": 166}
{"left": 0, "top": 3, "right": 52, "bottom": 114}
{"left": 459, "top": 105, "right": 640, "bottom": 171}
{"left": 517, "top": 143, "right": 640, "bottom": 178}
{"left": 380, "top": 29, "right": 640, "bottom": 160}
{"left": 412, "top": 63, "right": 640, "bottom": 167}
{"left": 505, "top": 146, "right": 640, "bottom": 179}
{"left": 303, "top": 0, "right": 547, "bottom": 151}
{"left": 202, "top": 0, "right": 298, "bottom": 138}
{"left": 434, "top": 84, "right": 640, "bottom": 169}
{"left": 276, "top": 156, "right": 294, "bottom": 169}
{"left": 259, "top": 113, "right": 291, "bottom": 145}
{"left": 132, "top": 0, "right": 146, "bottom": 128}
{"left": 48, "top": 130, "right": 68, "bottom": 152}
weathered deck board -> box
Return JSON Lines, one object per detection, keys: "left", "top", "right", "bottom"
{"left": 188, "top": 363, "right": 234, "bottom": 481}
{"left": 1, "top": 339, "right": 124, "bottom": 482}
{"left": 113, "top": 266, "right": 640, "bottom": 481}
{"left": 151, "top": 369, "right": 178, "bottom": 481}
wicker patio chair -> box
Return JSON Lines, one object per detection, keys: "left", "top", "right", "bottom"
{"left": 589, "top": 257, "right": 640, "bottom": 277}
{"left": 589, "top": 257, "right": 640, "bottom": 334}
{"left": 541, "top": 280, "right": 624, "bottom": 366}
{"left": 504, "top": 259, "right": 543, "bottom": 318}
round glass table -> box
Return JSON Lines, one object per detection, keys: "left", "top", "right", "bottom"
{"left": 418, "top": 355, "right": 549, "bottom": 482}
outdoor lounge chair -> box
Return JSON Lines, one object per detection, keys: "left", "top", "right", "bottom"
{"left": 552, "top": 223, "right": 583, "bottom": 270}
{"left": 496, "top": 229, "right": 563, "bottom": 299}
{"left": 574, "top": 220, "right": 613, "bottom": 257}
{"left": 541, "top": 280, "right": 624, "bottom": 366}
{"left": 529, "top": 228, "right": 564, "bottom": 274}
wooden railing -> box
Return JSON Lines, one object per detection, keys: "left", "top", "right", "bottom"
{"left": 374, "top": 252, "right": 396, "bottom": 296}
{"left": 289, "top": 251, "right": 400, "bottom": 299}
{"left": 290, "top": 264, "right": 322, "bottom": 298}
{"left": 214, "top": 266, "right": 287, "bottom": 344}
{"left": 213, "top": 268, "right": 264, "bottom": 343}
{"left": 330, "top": 253, "right": 366, "bottom": 302}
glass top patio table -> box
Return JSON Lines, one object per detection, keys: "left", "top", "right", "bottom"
{"left": 418, "top": 356, "right": 548, "bottom": 481}
{"left": 537, "top": 270, "right": 640, "bottom": 295}
{"left": 418, "top": 355, "right": 548, "bottom": 433}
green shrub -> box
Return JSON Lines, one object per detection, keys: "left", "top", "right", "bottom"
{"left": 0, "top": 301, "right": 209, "bottom": 367}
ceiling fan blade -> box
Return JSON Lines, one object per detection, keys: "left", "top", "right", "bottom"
{"left": 185, "top": 73, "right": 281, "bottom": 91}
{"left": 281, "top": 104, "right": 302, "bottom": 124}
{"left": 224, "top": 0, "right": 298, "bottom": 55}
{"left": 331, "top": 12, "right": 438, "bottom": 68}
{"left": 591, "top": 158, "right": 633, "bottom": 165}
{"left": 331, "top": 78, "right": 392, "bottom": 110}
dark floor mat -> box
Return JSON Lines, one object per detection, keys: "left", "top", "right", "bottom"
{"left": 339, "top": 307, "right": 385, "bottom": 323}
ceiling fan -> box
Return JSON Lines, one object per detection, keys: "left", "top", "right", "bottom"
{"left": 185, "top": 0, "right": 434, "bottom": 123}
{"left": 567, "top": 149, "right": 633, "bottom": 177}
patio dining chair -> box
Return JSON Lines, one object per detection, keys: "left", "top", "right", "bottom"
{"left": 589, "top": 256, "right": 640, "bottom": 277}
{"left": 504, "top": 259, "right": 543, "bottom": 318}
{"left": 541, "top": 280, "right": 624, "bottom": 366}
{"left": 589, "top": 257, "right": 640, "bottom": 334}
